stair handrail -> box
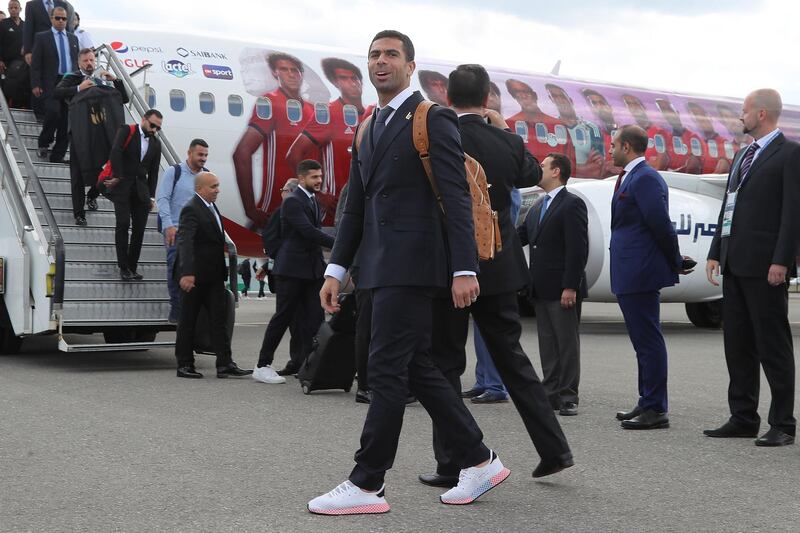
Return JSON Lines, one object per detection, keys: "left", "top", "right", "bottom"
{"left": 94, "top": 44, "right": 239, "bottom": 300}
{"left": 0, "top": 88, "right": 65, "bottom": 308}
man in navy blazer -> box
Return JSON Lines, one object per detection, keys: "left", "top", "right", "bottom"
{"left": 252, "top": 160, "right": 333, "bottom": 384}
{"left": 310, "top": 31, "right": 507, "bottom": 515}
{"left": 609, "top": 125, "right": 691, "bottom": 430}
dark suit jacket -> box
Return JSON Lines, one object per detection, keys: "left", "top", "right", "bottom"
{"left": 175, "top": 194, "right": 227, "bottom": 283}
{"left": 107, "top": 123, "right": 161, "bottom": 203}
{"left": 53, "top": 70, "right": 128, "bottom": 103}
{"left": 272, "top": 187, "right": 335, "bottom": 280}
{"left": 29, "top": 28, "right": 78, "bottom": 92}
{"left": 518, "top": 188, "right": 588, "bottom": 301}
{"left": 610, "top": 160, "right": 681, "bottom": 295}
{"left": 331, "top": 91, "right": 477, "bottom": 289}
{"left": 458, "top": 113, "right": 540, "bottom": 295}
{"left": 708, "top": 132, "right": 800, "bottom": 277}
{"left": 23, "top": 0, "right": 73, "bottom": 54}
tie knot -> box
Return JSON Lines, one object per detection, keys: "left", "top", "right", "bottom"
{"left": 749, "top": 142, "right": 760, "bottom": 152}
{"left": 618, "top": 170, "right": 627, "bottom": 179}
{"left": 376, "top": 106, "right": 393, "bottom": 124}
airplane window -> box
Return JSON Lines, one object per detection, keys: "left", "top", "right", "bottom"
{"left": 169, "top": 89, "right": 186, "bottom": 112}
{"left": 256, "top": 97, "right": 272, "bottom": 120}
{"left": 144, "top": 86, "right": 156, "bottom": 108}
{"left": 228, "top": 95, "right": 243, "bottom": 117}
{"left": 199, "top": 92, "right": 215, "bottom": 114}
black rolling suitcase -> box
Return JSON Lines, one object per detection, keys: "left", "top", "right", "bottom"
{"left": 298, "top": 292, "right": 357, "bottom": 394}
{"left": 194, "top": 288, "right": 236, "bottom": 355}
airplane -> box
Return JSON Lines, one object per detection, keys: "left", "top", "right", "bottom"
{"left": 67, "top": 27, "right": 800, "bottom": 329}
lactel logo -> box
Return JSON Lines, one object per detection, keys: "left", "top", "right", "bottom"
{"left": 111, "top": 41, "right": 128, "bottom": 53}
{"left": 177, "top": 47, "right": 228, "bottom": 60}
{"left": 202, "top": 64, "right": 233, "bottom": 80}
{"left": 162, "top": 60, "right": 192, "bottom": 78}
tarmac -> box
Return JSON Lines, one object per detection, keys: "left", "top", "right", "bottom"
{"left": 2, "top": 296, "right": 800, "bottom": 532}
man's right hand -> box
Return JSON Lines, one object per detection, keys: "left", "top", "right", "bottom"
{"left": 0, "top": 61, "right": 6, "bottom": 74}
{"left": 245, "top": 207, "right": 269, "bottom": 227}
{"left": 104, "top": 177, "right": 120, "bottom": 189}
{"left": 24, "top": 53, "right": 31, "bottom": 65}
{"left": 164, "top": 226, "right": 177, "bottom": 247}
{"left": 78, "top": 79, "right": 94, "bottom": 91}
{"left": 179, "top": 275, "right": 195, "bottom": 292}
{"left": 32, "top": 86, "right": 42, "bottom": 97}
{"left": 483, "top": 109, "right": 507, "bottom": 129}
{"left": 320, "top": 276, "right": 341, "bottom": 313}
{"left": 706, "top": 259, "right": 720, "bottom": 286}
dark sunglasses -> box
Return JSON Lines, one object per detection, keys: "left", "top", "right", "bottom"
{"left": 53, "top": 16, "right": 67, "bottom": 21}
{"left": 146, "top": 119, "right": 161, "bottom": 131}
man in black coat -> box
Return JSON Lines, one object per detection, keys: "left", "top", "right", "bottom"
{"left": 253, "top": 160, "right": 334, "bottom": 384}
{"left": 518, "top": 153, "right": 588, "bottom": 416}
{"left": 418, "top": 64, "right": 573, "bottom": 490}
{"left": 311, "top": 32, "right": 506, "bottom": 516}
{"left": 54, "top": 47, "right": 128, "bottom": 225}
{"left": 173, "top": 171, "right": 251, "bottom": 379}
{"left": 704, "top": 88, "right": 800, "bottom": 446}
{"left": 105, "top": 109, "right": 162, "bottom": 280}
{"left": 0, "top": 0, "right": 26, "bottom": 107}
{"left": 29, "top": 5, "right": 76, "bottom": 163}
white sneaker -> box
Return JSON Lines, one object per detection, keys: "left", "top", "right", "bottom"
{"left": 440, "top": 451, "right": 510, "bottom": 505}
{"left": 251, "top": 365, "right": 286, "bottom": 384}
{"left": 308, "top": 480, "right": 390, "bottom": 515}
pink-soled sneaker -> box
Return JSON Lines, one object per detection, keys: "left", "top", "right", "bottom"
{"left": 308, "top": 480, "right": 390, "bottom": 515}
{"left": 440, "top": 451, "right": 510, "bottom": 505}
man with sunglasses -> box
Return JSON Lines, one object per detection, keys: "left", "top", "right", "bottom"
{"left": 104, "top": 109, "right": 163, "bottom": 281}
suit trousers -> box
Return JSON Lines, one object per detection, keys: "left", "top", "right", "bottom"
{"left": 428, "top": 292, "right": 572, "bottom": 476}
{"left": 38, "top": 87, "right": 68, "bottom": 161}
{"left": 354, "top": 288, "right": 373, "bottom": 391}
{"left": 68, "top": 142, "right": 98, "bottom": 218}
{"left": 165, "top": 241, "right": 181, "bottom": 320}
{"left": 349, "top": 286, "right": 490, "bottom": 491}
{"left": 174, "top": 280, "right": 232, "bottom": 368}
{"left": 257, "top": 275, "right": 322, "bottom": 369}
{"left": 722, "top": 273, "right": 795, "bottom": 434}
{"left": 111, "top": 191, "right": 149, "bottom": 272}
{"left": 534, "top": 298, "right": 581, "bottom": 407}
{"left": 616, "top": 291, "right": 669, "bottom": 413}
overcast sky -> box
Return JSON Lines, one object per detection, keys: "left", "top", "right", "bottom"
{"left": 77, "top": 0, "right": 800, "bottom": 105}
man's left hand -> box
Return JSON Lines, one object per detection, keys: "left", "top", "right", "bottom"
{"left": 179, "top": 275, "right": 195, "bottom": 292}
{"left": 452, "top": 275, "right": 479, "bottom": 309}
{"left": 768, "top": 264, "right": 788, "bottom": 286}
{"left": 560, "top": 288, "right": 577, "bottom": 309}
{"left": 99, "top": 69, "right": 116, "bottom": 81}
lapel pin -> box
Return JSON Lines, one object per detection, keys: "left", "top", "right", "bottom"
{"left": 405, "top": 112, "right": 412, "bottom": 120}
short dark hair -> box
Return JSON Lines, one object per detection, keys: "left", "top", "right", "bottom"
{"left": 267, "top": 52, "right": 304, "bottom": 73}
{"left": 489, "top": 81, "right": 500, "bottom": 96}
{"left": 447, "top": 64, "right": 490, "bottom": 108}
{"left": 370, "top": 30, "right": 415, "bottom": 61}
{"left": 296, "top": 159, "right": 322, "bottom": 176}
{"left": 78, "top": 48, "right": 94, "bottom": 57}
{"left": 546, "top": 153, "right": 572, "bottom": 182}
{"left": 321, "top": 57, "right": 362, "bottom": 84}
{"left": 618, "top": 124, "right": 649, "bottom": 154}
{"left": 506, "top": 78, "right": 536, "bottom": 99}
{"left": 189, "top": 138, "right": 208, "bottom": 150}
{"left": 144, "top": 109, "right": 163, "bottom": 120}
{"left": 51, "top": 5, "right": 65, "bottom": 15}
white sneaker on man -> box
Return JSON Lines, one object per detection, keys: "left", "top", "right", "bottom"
{"left": 307, "top": 480, "right": 390, "bottom": 515}
{"left": 439, "top": 451, "right": 510, "bottom": 505}
{"left": 251, "top": 365, "right": 286, "bottom": 384}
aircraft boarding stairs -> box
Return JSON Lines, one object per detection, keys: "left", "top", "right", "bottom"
{"left": 0, "top": 44, "right": 238, "bottom": 353}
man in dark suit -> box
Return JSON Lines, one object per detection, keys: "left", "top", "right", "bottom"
{"left": 519, "top": 153, "right": 588, "bottom": 416}
{"left": 310, "top": 32, "right": 507, "bottom": 516}
{"left": 417, "top": 64, "right": 572, "bottom": 491}
{"left": 704, "top": 89, "right": 800, "bottom": 446}
{"left": 0, "top": 0, "right": 26, "bottom": 107}
{"left": 29, "top": 5, "right": 76, "bottom": 163}
{"left": 105, "top": 109, "right": 162, "bottom": 281}
{"left": 54, "top": 47, "right": 127, "bottom": 225}
{"left": 173, "top": 171, "right": 251, "bottom": 379}
{"left": 609, "top": 125, "right": 692, "bottom": 430}
{"left": 252, "top": 161, "right": 333, "bottom": 384}
{"left": 22, "top": 0, "right": 73, "bottom": 61}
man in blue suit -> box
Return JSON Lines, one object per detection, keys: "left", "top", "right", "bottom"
{"left": 609, "top": 125, "right": 691, "bottom": 430}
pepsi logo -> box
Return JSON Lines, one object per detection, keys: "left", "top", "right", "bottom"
{"left": 111, "top": 41, "right": 128, "bottom": 53}
{"left": 202, "top": 64, "right": 233, "bottom": 80}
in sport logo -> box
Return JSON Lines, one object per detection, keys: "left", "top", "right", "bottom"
{"left": 202, "top": 64, "right": 233, "bottom": 80}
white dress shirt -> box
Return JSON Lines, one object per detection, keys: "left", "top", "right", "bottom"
{"left": 138, "top": 125, "right": 149, "bottom": 161}
{"left": 619, "top": 156, "right": 646, "bottom": 187}
{"left": 196, "top": 193, "right": 222, "bottom": 232}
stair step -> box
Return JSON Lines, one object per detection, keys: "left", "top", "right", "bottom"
{"left": 65, "top": 244, "right": 166, "bottom": 263}
{"left": 9, "top": 122, "right": 42, "bottom": 136}
{"left": 61, "top": 300, "right": 171, "bottom": 322}
{"left": 65, "top": 261, "right": 167, "bottom": 280}
{"left": 11, "top": 145, "right": 70, "bottom": 162}
{"left": 9, "top": 108, "right": 37, "bottom": 123}
{"left": 30, "top": 191, "right": 116, "bottom": 212}
{"left": 65, "top": 280, "right": 170, "bottom": 299}
{"left": 19, "top": 163, "right": 70, "bottom": 178}
{"left": 45, "top": 225, "right": 163, "bottom": 244}
{"left": 38, "top": 207, "right": 157, "bottom": 227}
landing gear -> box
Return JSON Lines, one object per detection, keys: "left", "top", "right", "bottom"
{"left": 685, "top": 300, "right": 723, "bottom": 329}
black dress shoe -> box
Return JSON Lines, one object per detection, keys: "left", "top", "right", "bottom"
{"left": 621, "top": 409, "right": 669, "bottom": 430}
{"left": 616, "top": 405, "right": 643, "bottom": 421}
{"left": 755, "top": 428, "right": 795, "bottom": 447}
{"left": 460, "top": 388, "right": 484, "bottom": 399}
{"left": 471, "top": 391, "right": 509, "bottom": 403}
{"left": 532, "top": 455, "right": 575, "bottom": 478}
{"left": 559, "top": 402, "right": 578, "bottom": 416}
{"left": 418, "top": 472, "right": 459, "bottom": 488}
{"left": 406, "top": 395, "right": 417, "bottom": 405}
{"left": 130, "top": 270, "right": 144, "bottom": 280}
{"left": 177, "top": 366, "right": 203, "bottom": 378}
{"left": 276, "top": 365, "right": 298, "bottom": 376}
{"left": 86, "top": 197, "right": 98, "bottom": 211}
{"left": 74, "top": 215, "right": 87, "bottom": 226}
{"left": 120, "top": 268, "right": 135, "bottom": 281}
{"left": 355, "top": 389, "right": 372, "bottom": 404}
{"left": 703, "top": 420, "right": 758, "bottom": 438}
{"left": 217, "top": 362, "right": 253, "bottom": 378}
{"left": 37, "top": 146, "right": 48, "bottom": 158}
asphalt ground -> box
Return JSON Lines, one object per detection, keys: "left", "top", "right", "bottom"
{"left": 2, "top": 296, "right": 800, "bottom": 532}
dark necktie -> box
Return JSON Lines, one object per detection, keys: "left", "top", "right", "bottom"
{"left": 309, "top": 194, "right": 318, "bottom": 223}
{"left": 372, "top": 105, "right": 394, "bottom": 146}
{"left": 539, "top": 194, "right": 551, "bottom": 223}
{"left": 57, "top": 31, "right": 68, "bottom": 75}
{"left": 614, "top": 170, "right": 626, "bottom": 192}
{"left": 45, "top": 0, "right": 53, "bottom": 13}
{"left": 732, "top": 142, "right": 760, "bottom": 190}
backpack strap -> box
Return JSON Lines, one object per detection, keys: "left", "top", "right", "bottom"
{"left": 123, "top": 124, "right": 137, "bottom": 149}
{"left": 412, "top": 100, "right": 445, "bottom": 215}
{"left": 169, "top": 163, "right": 182, "bottom": 195}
